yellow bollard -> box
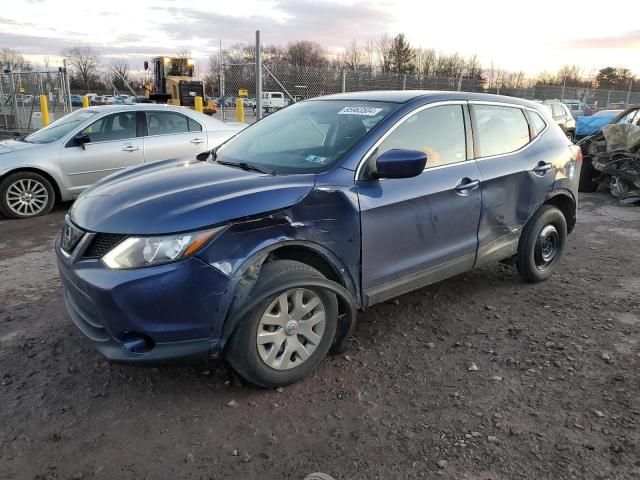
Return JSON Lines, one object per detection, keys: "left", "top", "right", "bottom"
{"left": 39, "top": 95, "right": 49, "bottom": 127}
{"left": 82, "top": 95, "right": 90, "bottom": 108}
{"left": 194, "top": 96, "right": 203, "bottom": 113}
{"left": 235, "top": 98, "right": 244, "bottom": 123}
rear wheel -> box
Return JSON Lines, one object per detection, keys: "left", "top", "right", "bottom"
{"left": 0, "top": 172, "right": 55, "bottom": 219}
{"left": 226, "top": 260, "right": 338, "bottom": 387}
{"left": 516, "top": 205, "right": 567, "bottom": 283}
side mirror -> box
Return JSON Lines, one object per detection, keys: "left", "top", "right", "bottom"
{"left": 373, "top": 149, "right": 427, "bottom": 179}
{"left": 143, "top": 61, "right": 149, "bottom": 71}
{"left": 196, "top": 150, "right": 211, "bottom": 162}
{"left": 74, "top": 133, "right": 90, "bottom": 150}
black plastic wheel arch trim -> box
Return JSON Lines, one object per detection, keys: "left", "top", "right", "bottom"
{"left": 221, "top": 277, "right": 357, "bottom": 355}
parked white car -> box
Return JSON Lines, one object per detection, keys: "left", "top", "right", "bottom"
{"left": 0, "top": 104, "right": 245, "bottom": 218}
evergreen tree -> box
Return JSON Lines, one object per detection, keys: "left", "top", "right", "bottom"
{"left": 388, "top": 34, "right": 415, "bottom": 75}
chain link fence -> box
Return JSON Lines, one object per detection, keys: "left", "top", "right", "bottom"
{"left": 0, "top": 71, "right": 72, "bottom": 135}
{"left": 217, "top": 62, "right": 640, "bottom": 123}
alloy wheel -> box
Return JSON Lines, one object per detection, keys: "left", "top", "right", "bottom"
{"left": 256, "top": 288, "right": 326, "bottom": 370}
{"left": 5, "top": 178, "right": 49, "bottom": 217}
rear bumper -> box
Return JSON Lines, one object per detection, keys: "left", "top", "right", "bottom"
{"left": 56, "top": 235, "right": 234, "bottom": 365}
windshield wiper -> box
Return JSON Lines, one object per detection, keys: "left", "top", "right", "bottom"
{"left": 216, "top": 160, "right": 274, "bottom": 175}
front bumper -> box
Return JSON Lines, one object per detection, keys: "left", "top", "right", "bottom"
{"left": 55, "top": 235, "right": 234, "bottom": 365}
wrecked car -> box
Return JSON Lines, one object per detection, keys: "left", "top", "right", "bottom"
{"left": 56, "top": 91, "right": 581, "bottom": 387}
{"left": 578, "top": 105, "right": 640, "bottom": 194}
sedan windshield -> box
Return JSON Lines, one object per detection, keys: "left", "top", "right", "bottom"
{"left": 216, "top": 100, "right": 398, "bottom": 173}
{"left": 25, "top": 109, "right": 99, "bottom": 144}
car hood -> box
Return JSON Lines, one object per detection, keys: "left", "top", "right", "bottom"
{"left": 70, "top": 158, "right": 316, "bottom": 234}
{"left": 0, "top": 139, "right": 40, "bottom": 155}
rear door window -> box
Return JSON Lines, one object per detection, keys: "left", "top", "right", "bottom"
{"left": 472, "top": 105, "right": 530, "bottom": 157}
{"left": 146, "top": 111, "right": 190, "bottom": 136}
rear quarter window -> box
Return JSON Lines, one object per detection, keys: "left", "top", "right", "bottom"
{"left": 473, "top": 105, "right": 530, "bottom": 157}
{"left": 527, "top": 110, "right": 547, "bottom": 138}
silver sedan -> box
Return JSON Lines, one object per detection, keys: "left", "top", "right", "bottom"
{"left": 0, "top": 104, "right": 245, "bottom": 218}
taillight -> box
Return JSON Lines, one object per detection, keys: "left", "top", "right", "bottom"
{"left": 576, "top": 147, "right": 583, "bottom": 166}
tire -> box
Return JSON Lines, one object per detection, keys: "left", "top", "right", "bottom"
{"left": 516, "top": 205, "right": 567, "bottom": 283}
{"left": 0, "top": 171, "right": 55, "bottom": 219}
{"left": 226, "top": 260, "right": 338, "bottom": 387}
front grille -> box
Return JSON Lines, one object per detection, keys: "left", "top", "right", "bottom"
{"left": 84, "top": 233, "right": 127, "bottom": 258}
{"left": 61, "top": 221, "right": 85, "bottom": 253}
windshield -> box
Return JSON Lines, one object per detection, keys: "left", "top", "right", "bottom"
{"left": 25, "top": 109, "right": 99, "bottom": 144}
{"left": 164, "top": 58, "right": 194, "bottom": 77}
{"left": 216, "top": 100, "right": 397, "bottom": 174}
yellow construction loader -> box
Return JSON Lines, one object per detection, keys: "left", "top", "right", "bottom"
{"left": 143, "top": 57, "right": 216, "bottom": 114}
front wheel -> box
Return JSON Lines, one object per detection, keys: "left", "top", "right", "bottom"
{"left": 225, "top": 260, "right": 338, "bottom": 387}
{"left": 0, "top": 171, "right": 55, "bottom": 219}
{"left": 516, "top": 205, "right": 567, "bottom": 283}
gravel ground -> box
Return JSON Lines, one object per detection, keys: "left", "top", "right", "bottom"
{"left": 0, "top": 193, "right": 638, "bottom": 480}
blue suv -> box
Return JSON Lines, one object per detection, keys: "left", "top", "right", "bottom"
{"left": 56, "top": 91, "right": 582, "bottom": 387}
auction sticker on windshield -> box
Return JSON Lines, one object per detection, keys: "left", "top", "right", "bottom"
{"left": 337, "top": 106, "right": 384, "bottom": 116}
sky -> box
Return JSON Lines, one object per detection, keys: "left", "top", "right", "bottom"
{"left": 1, "top": 0, "right": 639, "bottom": 76}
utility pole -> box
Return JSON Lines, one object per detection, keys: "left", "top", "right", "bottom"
{"left": 219, "top": 39, "right": 225, "bottom": 122}
{"left": 63, "top": 59, "right": 72, "bottom": 113}
{"left": 255, "top": 30, "right": 262, "bottom": 121}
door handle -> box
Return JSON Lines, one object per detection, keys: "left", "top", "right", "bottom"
{"left": 532, "top": 162, "right": 552, "bottom": 175}
{"left": 454, "top": 178, "right": 480, "bottom": 195}
{"left": 190, "top": 138, "right": 205, "bottom": 145}
{"left": 122, "top": 145, "right": 139, "bottom": 152}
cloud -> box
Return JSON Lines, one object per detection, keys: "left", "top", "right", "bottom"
{"left": 563, "top": 30, "right": 640, "bottom": 49}
{"left": 0, "top": 31, "right": 169, "bottom": 58}
{"left": 160, "top": 0, "right": 392, "bottom": 49}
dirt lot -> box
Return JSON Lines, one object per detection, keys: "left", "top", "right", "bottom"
{"left": 0, "top": 193, "right": 638, "bottom": 480}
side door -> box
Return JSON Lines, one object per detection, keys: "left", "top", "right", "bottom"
{"left": 60, "top": 111, "right": 143, "bottom": 196}
{"left": 470, "top": 103, "right": 556, "bottom": 267}
{"left": 142, "top": 110, "right": 207, "bottom": 163}
{"left": 356, "top": 102, "right": 482, "bottom": 306}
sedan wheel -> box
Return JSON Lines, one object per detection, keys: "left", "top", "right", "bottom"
{"left": 257, "top": 288, "right": 326, "bottom": 370}
{"left": 6, "top": 178, "right": 49, "bottom": 216}
{"left": 0, "top": 172, "right": 55, "bottom": 219}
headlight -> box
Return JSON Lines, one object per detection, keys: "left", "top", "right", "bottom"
{"left": 102, "top": 227, "right": 223, "bottom": 269}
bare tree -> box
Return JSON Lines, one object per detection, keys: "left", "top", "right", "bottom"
{"left": 376, "top": 34, "right": 393, "bottom": 73}
{"left": 363, "top": 40, "right": 377, "bottom": 74}
{"left": 286, "top": 41, "right": 326, "bottom": 69}
{"left": 62, "top": 47, "right": 100, "bottom": 91}
{"left": 0, "top": 48, "right": 32, "bottom": 72}
{"left": 414, "top": 48, "right": 437, "bottom": 77}
{"left": 108, "top": 58, "right": 130, "bottom": 90}
{"left": 175, "top": 49, "right": 192, "bottom": 59}
{"left": 344, "top": 39, "right": 363, "bottom": 72}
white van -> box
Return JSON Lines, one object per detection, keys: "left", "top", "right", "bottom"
{"left": 262, "top": 92, "right": 285, "bottom": 112}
